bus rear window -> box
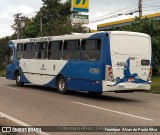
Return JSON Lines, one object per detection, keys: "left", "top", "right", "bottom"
{"left": 141, "top": 60, "right": 150, "bottom": 66}
{"left": 110, "top": 35, "right": 150, "bottom": 56}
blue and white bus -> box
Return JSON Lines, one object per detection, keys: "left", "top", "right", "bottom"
{"left": 6, "top": 31, "right": 152, "bottom": 94}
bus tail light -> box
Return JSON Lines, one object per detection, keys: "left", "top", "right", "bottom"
{"left": 108, "top": 67, "right": 112, "bottom": 71}
{"left": 147, "top": 67, "right": 152, "bottom": 81}
{"left": 106, "top": 66, "right": 114, "bottom": 81}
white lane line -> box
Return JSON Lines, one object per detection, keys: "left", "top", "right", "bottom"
{"left": 0, "top": 112, "right": 50, "bottom": 135}
{"left": 0, "top": 85, "right": 20, "bottom": 91}
{"left": 73, "top": 101, "right": 154, "bottom": 121}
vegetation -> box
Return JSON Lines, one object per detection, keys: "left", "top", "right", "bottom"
{"left": 0, "top": 64, "right": 6, "bottom": 77}
{"left": 21, "top": 0, "right": 85, "bottom": 38}
{"left": 0, "top": 36, "right": 10, "bottom": 73}
{"left": 150, "top": 76, "right": 160, "bottom": 94}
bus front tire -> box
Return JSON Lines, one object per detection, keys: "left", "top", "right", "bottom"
{"left": 57, "top": 76, "right": 67, "bottom": 94}
{"left": 16, "top": 73, "right": 24, "bottom": 87}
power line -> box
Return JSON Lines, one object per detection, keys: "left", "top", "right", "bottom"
{"left": 89, "top": 6, "right": 138, "bottom": 23}
{"left": 143, "top": 8, "right": 160, "bottom": 11}
{"left": 88, "top": 0, "right": 142, "bottom": 22}
{"left": 89, "top": 0, "right": 160, "bottom": 23}
{"left": 22, "top": 12, "right": 37, "bottom": 18}
{"left": 0, "top": 20, "right": 14, "bottom": 28}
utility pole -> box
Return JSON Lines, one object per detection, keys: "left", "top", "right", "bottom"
{"left": 20, "top": 17, "right": 26, "bottom": 39}
{"left": 14, "top": 13, "right": 22, "bottom": 39}
{"left": 139, "top": 0, "right": 142, "bottom": 19}
{"left": 40, "top": 11, "right": 43, "bottom": 35}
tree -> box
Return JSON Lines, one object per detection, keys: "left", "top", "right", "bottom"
{"left": 19, "top": 0, "right": 85, "bottom": 38}
{"left": 22, "top": 17, "right": 40, "bottom": 38}
{"left": 0, "top": 36, "right": 10, "bottom": 68}
{"left": 11, "top": 15, "right": 32, "bottom": 39}
{"left": 41, "top": 0, "right": 79, "bottom": 36}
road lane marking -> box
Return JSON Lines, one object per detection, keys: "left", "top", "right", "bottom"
{"left": 0, "top": 85, "right": 20, "bottom": 91}
{"left": 0, "top": 112, "right": 50, "bottom": 135}
{"left": 73, "top": 101, "right": 154, "bottom": 121}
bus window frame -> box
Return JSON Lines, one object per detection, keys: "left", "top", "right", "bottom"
{"left": 35, "top": 41, "right": 48, "bottom": 60}
{"left": 48, "top": 40, "right": 63, "bottom": 60}
{"left": 16, "top": 43, "right": 24, "bottom": 60}
{"left": 23, "top": 42, "right": 35, "bottom": 59}
{"left": 62, "top": 39, "right": 80, "bottom": 61}
{"left": 80, "top": 38, "right": 101, "bottom": 62}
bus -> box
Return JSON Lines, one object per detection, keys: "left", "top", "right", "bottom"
{"left": 6, "top": 31, "right": 152, "bottom": 94}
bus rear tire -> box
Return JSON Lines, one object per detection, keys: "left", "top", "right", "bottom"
{"left": 57, "top": 76, "right": 67, "bottom": 94}
{"left": 16, "top": 73, "right": 24, "bottom": 87}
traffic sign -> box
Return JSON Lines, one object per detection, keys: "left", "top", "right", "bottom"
{"left": 72, "top": 0, "right": 89, "bottom": 13}
{"left": 72, "top": 14, "right": 89, "bottom": 24}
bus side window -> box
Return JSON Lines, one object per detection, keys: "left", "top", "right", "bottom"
{"left": 23, "top": 42, "right": 35, "bottom": 59}
{"left": 35, "top": 42, "right": 48, "bottom": 59}
{"left": 81, "top": 39, "right": 101, "bottom": 61}
{"left": 16, "top": 43, "right": 23, "bottom": 60}
{"left": 48, "top": 41, "right": 62, "bottom": 60}
{"left": 62, "top": 40, "right": 80, "bottom": 60}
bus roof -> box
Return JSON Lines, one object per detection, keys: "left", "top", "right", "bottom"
{"left": 9, "top": 31, "right": 150, "bottom": 44}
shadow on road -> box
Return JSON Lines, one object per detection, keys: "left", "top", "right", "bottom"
{"left": 8, "top": 84, "right": 142, "bottom": 103}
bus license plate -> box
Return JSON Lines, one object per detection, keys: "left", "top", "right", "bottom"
{"left": 128, "top": 78, "right": 135, "bottom": 82}
{"left": 118, "top": 85, "right": 124, "bottom": 89}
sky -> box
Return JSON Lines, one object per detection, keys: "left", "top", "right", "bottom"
{"left": 0, "top": 0, "right": 159, "bottom": 38}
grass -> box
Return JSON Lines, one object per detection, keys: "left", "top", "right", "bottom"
{"left": 0, "top": 64, "right": 6, "bottom": 77}
{"left": 149, "top": 76, "right": 160, "bottom": 94}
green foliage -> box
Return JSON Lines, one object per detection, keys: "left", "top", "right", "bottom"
{"left": 0, "top": 36, "right": 10, "bottom": 67}
{"left": 22, "top": 0, "right": 85, "bottom": 37}
{"left": 0, "top": 64, "right": 6, "bottom": 77}
{"left": 0, "top": 37, "right": 9, "bottom": 77}
{"left": 22, "top": 18, "right": 40, "bottom": 38}
{"left": 115, "top": 18, "right": 160, "bottom": 75}
{"left": 149, "top": 76, "right": 160, "bottom": 94}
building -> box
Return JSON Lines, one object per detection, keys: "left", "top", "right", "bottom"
{"left": 97, "top": 12, "right": 160, "bottom": 31}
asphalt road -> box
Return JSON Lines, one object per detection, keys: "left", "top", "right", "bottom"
{"left": 0, "top": 77, "right": 160, "bottom": 135}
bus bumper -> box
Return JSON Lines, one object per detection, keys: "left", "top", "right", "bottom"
{"left": 102, "top": 81, "right": 151, "bottom": 92}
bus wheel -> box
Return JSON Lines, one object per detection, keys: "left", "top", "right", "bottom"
{"left": 16, "top": 73, "right": 24, "bottom": 87}
{"left": 57, "top": 76, "right": 67, "bottom": 94}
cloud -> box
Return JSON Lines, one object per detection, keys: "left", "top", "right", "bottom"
{"left": 9, "top": 5, "right": 35, "bottom": 15}
{"left": 0, "top": 0, "right": 159, "bottom": 37}
{"left": 0, "top": 0, "right": 43, "bottom": 38}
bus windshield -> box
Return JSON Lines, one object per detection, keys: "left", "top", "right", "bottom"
{"left": 110, "top": 35, "right": 150, "bottom": 56}
{"left": 6, "top": 48, "right": 14, "bottom": 64}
